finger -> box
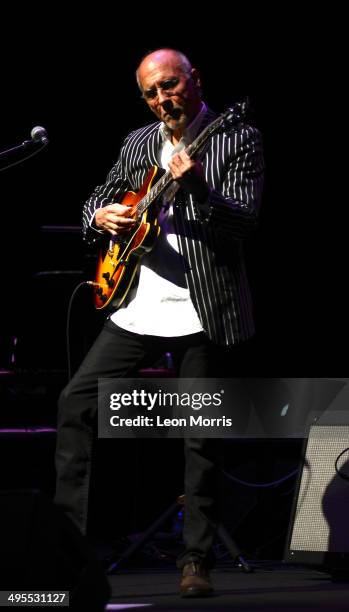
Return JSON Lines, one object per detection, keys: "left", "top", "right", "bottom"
{"left": 117, "top": 205, "right": 134, "bottom": 217}
{"left": 170, "top": 154, "right": 181, "bottom": 167}
{"left": 117, "top": 226, "right": 135, "bottom": 234}
{"left": 179, "top": 150, "right": 190, "bottom": 162}
{"left": 106, "top": 226, "right": 116, "bottom": 236}
{"left": 168, "top": 159, "right": 182, "bottom": 175}
{"left": 106, "top": 213, "right": 135, "bottom": 225}
{"left": 168, "top": 165, "right": 181, "bottom": 180}
{"left": 104, "top": 221, "right": 118, "bottom": 233}
{"left": 180, "top": 153, "right": 195, "bottom": 170}
{"left": 116, "top": 216, "right": 137, "bottom": 226}
{"left": 106, "top": 203, "right": 132, "bottom": 216}
{"left": 105, "top": 221, "right": 132, "bottom": 235}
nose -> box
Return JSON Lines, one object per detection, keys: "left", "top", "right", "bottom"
{"left": 160, "top": 99, "right": 174, "bottom": 114}
{"left": 157, "top": 89, "right": 172, "bottom": 104}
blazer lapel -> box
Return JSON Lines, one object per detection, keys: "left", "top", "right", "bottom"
{"left": 142, "top": 109, "right": 217, "bottom": 170}
{"left": 199, "top": 107, "right": 218, "bottom": 132}
{"left": 144, "top": 124, "right": 163, "bottom": 167}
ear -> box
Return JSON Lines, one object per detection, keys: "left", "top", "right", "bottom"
{"left": 190, "top": 68, "right": 201, "bottom": 89}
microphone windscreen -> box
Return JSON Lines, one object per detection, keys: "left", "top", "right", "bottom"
{"left": 31, "top": 126, "right": 49, "bottom": 143}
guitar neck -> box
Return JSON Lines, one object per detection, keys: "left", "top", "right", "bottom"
{"left": 136, "top": 170, "right": 173, "bottom": 218}
{"left": 135, "top": 102, "right": 246, "bottom": 218}
{"left": 135, "top": 114, "right": 226, "bottom": 218}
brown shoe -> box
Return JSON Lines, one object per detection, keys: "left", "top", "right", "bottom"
{"left": 180, "top": 561, "right": 213, "bottom": 598}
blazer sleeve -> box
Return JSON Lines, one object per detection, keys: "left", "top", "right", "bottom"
{"left": 82, "top": 134, "right": 133, "bottom": 244}
{"left": 196, "top": 125, "right": 264, "bottom": 238}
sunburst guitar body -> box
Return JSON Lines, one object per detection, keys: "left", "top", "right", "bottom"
{"left": 93, "top": 166, "right": 161, "bottom": 310}
{"left": 92, "top": 101, "right": 248, "bottom": 310}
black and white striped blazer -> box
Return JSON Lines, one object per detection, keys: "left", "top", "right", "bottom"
{"left": 83, "top": 108, "right": 264, "bottom": 346}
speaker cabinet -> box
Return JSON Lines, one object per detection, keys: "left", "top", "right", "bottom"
{"left": 285, "top": 416, "right": 349, "bottom": 570}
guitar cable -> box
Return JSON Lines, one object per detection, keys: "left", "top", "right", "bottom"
{"left": 66, "top": 280, "right": 100, "bottom": 380}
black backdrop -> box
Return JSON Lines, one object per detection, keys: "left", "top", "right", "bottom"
{"left": 0, "top": 13, "right": 345, "bottom": 373}
{"left": 0, "top": 8, "right": 346, "bottom": 558}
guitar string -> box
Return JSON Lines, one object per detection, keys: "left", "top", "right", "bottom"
{"left": 133, "top": 116, "right": 224, "bottom": 218}
{"left": 99, "top": 109, "right": 240, "bottom": 295}
{"left": 106, "top": 118, "right": 228, "bottom": 282}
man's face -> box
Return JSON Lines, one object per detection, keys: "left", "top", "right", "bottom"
{"left": 137, "top": 53, "right": 202, "bottom": 133}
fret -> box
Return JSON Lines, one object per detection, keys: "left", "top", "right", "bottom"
{"left": 135, "top": 101, "right": 247, "bottom": 220}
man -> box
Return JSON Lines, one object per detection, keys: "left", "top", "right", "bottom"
{"left": 54, "top": 48, "right": 264, "bottom": 597}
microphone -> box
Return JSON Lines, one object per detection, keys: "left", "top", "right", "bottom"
{"left": 30, "top": 126, "right": 49, "bottom": 145}
{"left": 0, "top": 125, "right": 49, "bottom": 170}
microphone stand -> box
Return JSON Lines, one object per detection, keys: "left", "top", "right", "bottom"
{"left": 0, "top": 137, "right": 48, "bottom": 171}
{"left": 0, "top": 139, "right": 34, "bottom": 158}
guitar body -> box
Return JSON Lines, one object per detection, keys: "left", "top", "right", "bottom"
{"left": 92, "top": 100, "right": 248, "bottom": 310}
{"left": 94, "top": 166, "right": 161, "bottom": 310}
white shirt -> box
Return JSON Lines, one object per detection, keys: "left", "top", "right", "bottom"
{"left": 110, "top": 104, "right": 207, "bottom": 336}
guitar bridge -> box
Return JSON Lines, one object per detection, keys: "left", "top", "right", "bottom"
{"left": 102, "top": 271, "right": 115, "bottom": 288}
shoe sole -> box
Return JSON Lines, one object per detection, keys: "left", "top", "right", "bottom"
{"left": 180, "top": 587, "right": 214, "bottom": 598}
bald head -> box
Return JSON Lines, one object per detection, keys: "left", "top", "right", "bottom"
{"left": 136, "top": 48, "right": 192, "bottom": 88}
{"left": 136, "top": 48, "right": 202, "bottom": 138}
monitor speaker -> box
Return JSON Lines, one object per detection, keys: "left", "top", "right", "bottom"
{"left": 0, "top": 489, "right": 110, "bottom": 610}
{"left": 285, "top": 417, "right": 349, "bottom": 572}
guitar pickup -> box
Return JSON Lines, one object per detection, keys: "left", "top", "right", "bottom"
{"left": 96, "top": 287, "right": 108, "bottom": 302}
{"left": 102, "top": 271, "right": 115, "bottom": 288}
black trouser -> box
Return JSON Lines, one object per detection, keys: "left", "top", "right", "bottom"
{"left": 54, "top": 320, "right": 241, "bottom": 568}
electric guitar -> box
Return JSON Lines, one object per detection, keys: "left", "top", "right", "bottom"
{"left": 93, "top": 100, "right": 248, "bottom": 310}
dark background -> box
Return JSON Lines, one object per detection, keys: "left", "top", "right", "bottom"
{"left": 0, "top": 10, "right": 346, "bottom": 557}
{"left": 1, "top": 12, "right": 345, "bottom": 375}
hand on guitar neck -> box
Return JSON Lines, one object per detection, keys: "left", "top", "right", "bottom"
{"left": 168, "top": 150, "right": 210, "bottom": 203}
{"left": 94, "top": 203, "right": 137, "bottom": 237}
{"left": 91, "top": 102, "right": 248, "bottom": 310}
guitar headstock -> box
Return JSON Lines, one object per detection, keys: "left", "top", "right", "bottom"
{"left": 186, "top": 98, "right": 252, "bottom": 159}
{"left": 219, "top": 98, "right": 250, "bottom": 132}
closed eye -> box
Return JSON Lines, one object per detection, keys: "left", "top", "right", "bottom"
{"left": 143, "top": 77, "right": 180, "bottom": 100}
{"left": 161, "top": 78, "right": 179, "bottom": 90}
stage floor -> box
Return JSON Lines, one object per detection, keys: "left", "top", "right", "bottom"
{"left": 105, "top": 563, "right": 349, "bottom": 610}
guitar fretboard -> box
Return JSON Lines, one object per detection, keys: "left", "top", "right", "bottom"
{"left": 135, "top": 102, "right": 246, "bottom": 219}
